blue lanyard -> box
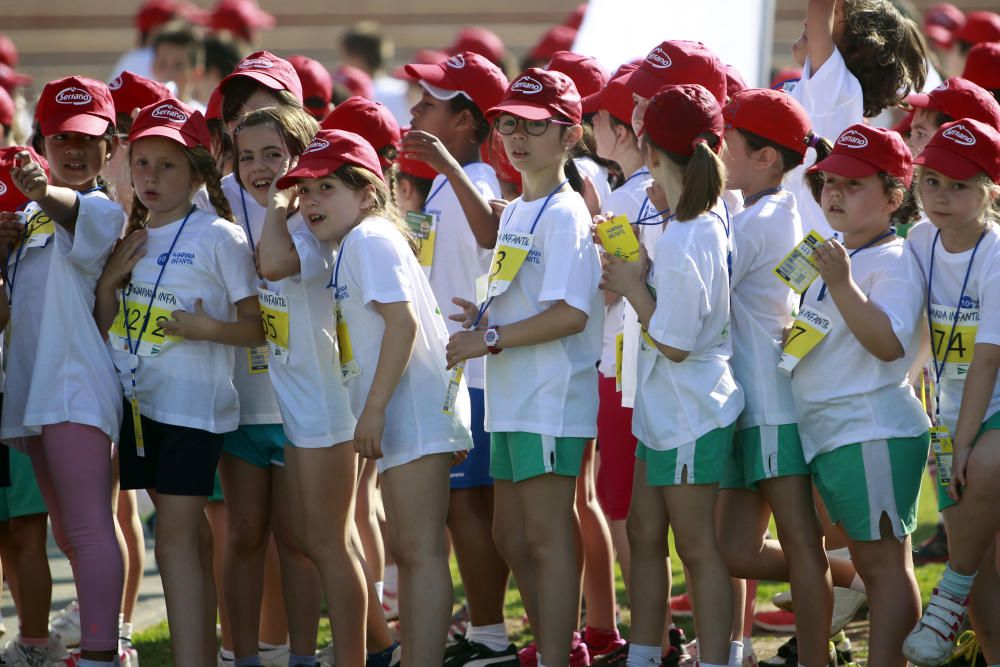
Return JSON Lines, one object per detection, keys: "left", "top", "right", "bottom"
{"left": 329, "top": 235, "right": 347, "bottom": 293}
{"left": 634, "top": 196, "right": 671, "bottom": 225}
{"left": 927, "top": 228, "right": 986, "bottom": 408}
{"left": 743, "top": 185, "right": 782, "bottom": 209}
{"left": 817, "top": 229, "right": 896, "bottom": 301}
{"left": 711, "top": 200, "right": 732, "bottom": 280}
{"left": 422, "top": 179, "right": 448, "bottom": 213}
{"left": 239, "top": 186, "right": 255, "bottom": 253}
{"left": 621, "top": 168, "right": 650, "bottom": 188}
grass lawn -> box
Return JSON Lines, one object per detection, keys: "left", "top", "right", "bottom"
{"left": 133, "top": 474, "right": 946, "bottom": 666}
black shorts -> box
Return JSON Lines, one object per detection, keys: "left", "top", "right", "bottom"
{"left": 118, "top": 401, "right": 224, "bottom": 496}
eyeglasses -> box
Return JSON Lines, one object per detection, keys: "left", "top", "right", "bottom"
{"left": 494, "top": 114, "right": 574, "bottom": 136}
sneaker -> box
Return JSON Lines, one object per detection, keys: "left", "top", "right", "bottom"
{"left": 753, "top": 609, "right": 796, "bottom": 633}
{"left": 669, "top": 593, "right": 693, "bottom": 618}
{"left": 447, "top": 606, "right": 470, "bottom": 647}
{"left": 443, "top": 636, "right": 518, "bottom": 666}
{"left": 830, "top": 631, "right": 859, "bottom": 667}
{"left": 589, "top": 642, "right": 627, "bottom": 666}
{"left": 366, "top": 642, "right": 400, "bottom": 667}
{"left": 218, "top": 650, "right": 235, "bottom": 667}
{"left": 771, "top": 590, "right": 793, "bottom": 613}
{"left": 903, "top": 588, "right": 968, "bottom": 666}
{"left": 381, "top": 589, "right": 399, "bottom": 622}
{"left": 759, "top": 637, "right": 836, "bottom": 667}
{"left": 117, "top": 639, "right": 139, "bottom": 667}
{"left": 743, "top": 652, "right": 759, "bottom": 667}
{"left": 48, "top": 602, "right": 81, "bottom": 649}
{"left": 315, "top": 642, "right": 334, "bottom": 667}
{"left": 668, "top": 628, "right": 689, "bottom": 659}
{"left": 942, "top": 630, "right": 988, "bottom": 667}
{"left": 830, "top": 588, "right": 866, "bottom": 634}
{"left": 518, "top": 633, "right": 589, "bottom": 667}
{"left": 914, "top": 523, "right": 950, "bottom": 566}
{"left": 2, "top": 636, "right": 73, "bottom": 667}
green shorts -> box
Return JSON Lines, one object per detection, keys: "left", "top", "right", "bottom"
{"left": 489, "top": 432, "right": 587, "bottom": 482}
{"left": 222, "top": 424, "right": 287, "bottom": 469}
{"left": 0, "top": 449, "right": 47, "bottom": 521}
{"left": 636, "top": 422, "right": 736, "bottom": 487}
{"left": 812, "top": 433, "right": 930, "bottom": 542}
{"left": 937, "top": 411, "right": 1000, "bottom": 511}
{"left": 721, "top": 424, "right": 809, "bottom": 490}
{"left": 209, "top": 470, "right": 224, "bottom": 503}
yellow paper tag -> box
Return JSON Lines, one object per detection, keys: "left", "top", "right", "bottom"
{"left": 21, "top": 209, "right": 55, "bottom": 250}
{"left": 406, "top": 211, "right": 438, "bottom": 275}
{"left": 257, "top": 287, "right": 289, "bottom": 365}
{"left": 778, "top": 305, "right": 832, "bottom": 375}
{"left": 247, "top": 345, "right": 270, "bottom": 374}
{"left": 929, "top": 303, "right": 977, "bottom": 380}
{"left": 443, "top": 362, "right": 465, "bottom": 414}
{"left": 334, "top": 301, "right": 361, "bottom": 382}
{"left": 487, "top": 230, "right": 534, "bottom": 298}
{"left": 596, "top": 215, "right": 641, "bottom": 262}
{"left": 615, "top": 332, "right": 624, "bottom": 391}
{"left": 773, "top": 230, "right": 827, "bottom": 294}
{"left": 930, "top": 425, "right": 953, "bottom": 487}
{"left": 131, "top": 395, "right": 145, "bottom": 458}
{"left": 108, "top": 282, "right": 183, "bottom": 356}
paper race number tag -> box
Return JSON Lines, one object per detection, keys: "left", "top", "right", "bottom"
{"left": 130, "top": 395, "right": 146, "bottom": 457}
{"left": 773, "top": 231, "right": 826, "bottom": 293}
{"left": 778, "top": 305, "right": 832, "bottom": 375}
{"left": 596, "top": 215, "right": 640, "bottom": 262}
{"left": 929, "top": 303, "right": 977, "bottom": 380}
{"left": 257, "top": 286, "right": 289, "bottom": 365}
{"left": 406, "top": 211, "right": 438, "bottom": 275}
{"left": 487, "top": 231, "right": 534, "bottom": 298}
{"left": 930, "top": 425, "right": 953, "bottom": 487}
{"left": 108, "top": 281, "right": 183, "bottom": 356}
{"left": 21, "top": 209, "right": 55, "bottom": 250}
{"left": 334, "top": 301, "right": 361, "bottom": 382}
{"left": 443, "top": 362, "right": 464, "bottom": 414}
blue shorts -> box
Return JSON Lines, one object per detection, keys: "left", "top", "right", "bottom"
{"left": 450, "top": 388, "right": 492, "bottom": 489}
{"left": 222, "top": 424, "right": 286, "bottom": 469}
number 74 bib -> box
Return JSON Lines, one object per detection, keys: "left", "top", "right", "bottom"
{"left": 108, "top": 281, "right": 183, "bottom": 356}
{"left": 929, "top": 303, "right": 978, "bottom": 380}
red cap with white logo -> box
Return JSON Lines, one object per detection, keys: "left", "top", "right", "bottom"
{"left": 643, "top": 84, "right": 723, "bottom": 159}
{"left": 35, "top": 76, "right": 116, "bottom": 136}
{"left": 108, "top": 70, "right": 172, "bottom": 117}
{"left": 905, "top": 77, "right": 1000, "bottom": 128}
{"left": 221, "top": 51, "right": 304, "bottom": 103}
{"left": 486, "top": 68, "right": 582, "bottom": 124}
{"left": 808, "top": 124, "right": 913, "bottom": 186}
{"left": 914, "top": 118, "right": 1000, "bottom": 183}
{"left": 276, "top": 129, "right": 385, "bottom": 188}
{"left": 622, "top": 40, "right": 727, "bottom": 105}
{"left": 546, "top": 51, "right": 608, "bottom": 104}
{"left": 962, "top": 42, "right": 1000, "bottom": 91}
{"left": 723, "top": 88, "right": 813, "bottom": 156}
{"left": 403, "top": 52, "right": 509, "bottom": 116}
{"left": 582, "top": 64, "right": 637, "bottom": 125}
{"left": 0, "top": 146, "right": 48, "bottom": 211}
{"left": 320, "top": 96, "right": 401, "bottom": 169}
{"left": 129, "top": 98, "right": 212, "bottom": 149}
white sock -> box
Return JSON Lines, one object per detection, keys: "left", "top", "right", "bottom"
{"left": 826, "top": 546, "right": 851, "bottom": 560}
{"left": 220, "top": 649, "right": 235, "bottom": 661}
{"left": 383, "top": 564, "right": 398, "bottom": 589}
{"left": 374, "top": 581, "right": 384, "bottom": 602}
{"left": 120, "top": 621, "right": 133, "bottom": 640}
{"left": 627, "top": 643, "right": 661, "bottom": 666}
{"left": 742, "top": 636, "right": 753, "bottom": 655}
{"left": 466, "top": 623, "right": 509, "bottom": 652}
{"left": 728, "top": 641, "right": 743, "bottom": 666}
{"left": 537, "top": 655, "right": 545, "bottom": 667}
{"left": 848, "top": 573, "right": 866, "bottom": 593}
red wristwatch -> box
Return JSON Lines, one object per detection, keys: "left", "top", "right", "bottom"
{"left": 483, "top": 326, "right": 502, "bottom": 355}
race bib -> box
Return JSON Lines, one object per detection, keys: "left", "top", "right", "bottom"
{"left": 21, "top": 209, "right": 55, "bottom": 250}
{"left": 929, "top": 303, "right": 978, "bottom": 380}
{"left": 596, "top": 215, "right": 641, "bottom": 262}
{"left": 257, "top": 286, "right": 289, "bottom": 365}
{"left": 773, "top": 231, "right": 826, "bottom": 294}
{"left": 778, "top": 305, "right": 832, "bottom": 375}
{"left": 334, "top": 301, "right": 361, "bottom": 382}
{"left": 487, "top": 230, "right": 534, "bottom": 298}
{"left": 406, "top": 211, "right": 438, "bottom": 276}
{"left": 930, "top": 425, "right": 953, "bottom": 488}
{"left": 443, "top": 362, "right": 465, "bottom": 414}
{"left": 108, "top": 281, "right": 183, "bottom": 356}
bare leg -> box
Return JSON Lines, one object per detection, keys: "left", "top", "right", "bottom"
{"left": 576, "top": 441, "right": 617, "bottom": 633}
{"left": 447, "top": 485, "right": 509, "bottom": 628}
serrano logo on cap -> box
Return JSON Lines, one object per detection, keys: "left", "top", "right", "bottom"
{"left": 151, "top": 103, "right": 188, "bottom": 122}
{"left": 838, "top": 129, "right": 869, "bottom": 149}
{"left": 0, "top": 181, "right": 6, "bottom": 196}
{"left": 108, "top": 76, "right": 123, "bottom": 91}
{"left": 646, "top": 47, "right": 673, "bottom": 69}
{"left": 447, "top": 55, "right": 466, "bottom": 69}
{"left": 943, "top": 123, "right": 976, "bottom": 146}
{"left": 55, "top": 87, "right": 93, "bottom": 105}
{"left": 511, "top": 76, "right": 543, "bottom": 95}
{"left": 934, "top": 80, "right": 950, "bottom": 92}
{"left": 304, "top": 138, "right": 329, "bottom": 154}
{"left": 240, "top": 57, "right": 274, "bottom": 69}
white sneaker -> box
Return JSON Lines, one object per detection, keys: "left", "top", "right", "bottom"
{"left": 118, "top": 638, "right": 139, "bottom": 667}
{"left": 2, "top": 634, "right": 71, "bottom": 667}
{"left": 771, "top": 590, "right": 793, "bottom": 612}
{"left": 218, "top": 649, "right": 235, "bottom": 667}
{"left": 830, "top": 587, "right": 866, "bottom": 633}
{"left": 315, "top": 642, "right": 334, "bottom": 667}
{"left": 903, "top": 588, "right": 967, "bottom": 666}
{"left": 48, "top": 602, "right": 81, "bottom": 648}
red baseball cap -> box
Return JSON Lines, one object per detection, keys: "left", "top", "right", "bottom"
{"left": 529, "top": 26, "right": 578, "bottom": 63}
{"left": 206, "top": 87, "right": 223, "bottom": 121}
{"left": 582, "top": 64, "right": 637, "bottom": 124}
{"left": 955, "top": 11, "right": 1000, "bottom": 46}
{"left": 623, "top": 40, "right": 727, "bottom": 105}
{"left": 643, "top": 84, "right": 723, "bottom": 158}
{"left": 129, "top": 98, "right": 212, "bottom": 149}
{"left": 963, "top": 42, "right": 1000, "bottom": 91}
{"left": 924, "top": 3, "right": 965, "bottom": 48}
{"left": 770, "top": 66, "right": 802, "bottom": 90}
{"left": 35, "top": 76, "right": 116, "bottom": 136}
{"left": 288, "top": 56, "right": 333, "bottom": 118}
{"left": 392, "top": 49, "right": 448, "bottom": 81}
{"left": 333, "top": 65, "right": 375, "bottom": 101}
{"left": 276, "top": 129, "right": 385, "bottom": 188}
{"left": 723, "top": 88, "right": 812, "bottom": 155}
{"left": 320, "top": 96, "right": 401, "bottom": 168}
{"left": 136, "top": 0, "right": 179, "bottom": 34}
{"left": 725, "top": 64, "right": 747, "bottom": 100}
{"left": 0, "top": 34, "right": 19, "bottom": 69}
{"left": 906, "top": 77, "right": 1000, "bottom": 129}
{"left": 0, "top": 147, "right": 48, "bottom": 211}
{"left": 0, "top": 86, "right": 13, "bottom": 127}
{"left": 397, "top": 131, "right": 438, "bottom": 181}
{"left": 486, "top": 68, "right": 582, "bottom": 125}
{"left": 210, "top": 0, "right": 276, "bottom": 42}
{"left": 221, "top": 51, "right": 304, "bottom": 103}
{"left": 564, "top": 4, "right": 587, "bottom": 31}
{"left": 403, "top": 52, "right": 509, "bottom": 116}
{"left": 0, "top": 63, "right": 31, "bottom": 94}
{"left": 914, "top": 118, "right": 1000, "bottom": 182}
{"left": 808, "top": 124, "right": 913, "bottom": 186}
{"left": 546, "top": 51, "right": 608, "bottom": 108}
{"left": 108, "top": 70, "right": 172, "bottom": 117}
{"left": 448, "top": 27, "right": 506, "bottom": 66}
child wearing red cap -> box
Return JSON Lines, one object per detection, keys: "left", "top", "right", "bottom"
{"left": 602, "top": 83, "right": 743, "bottom": 667}
{"left": 220, "top": 51, "right": 305, "bottom": 132}
{"left": 0, "top": 76, "right": 125, "bottom": 667}
{"left": 447, "top": 68, "right": 603, "bottom": 667}
{"left": 321, "top": 96, "right": 401, "bottom": 175}
{"left": 792, "top": 124, "right": 928, "bottom": 666}
{"left": 93, "top": 98, "right": 262, "bottom": 666}
{"left": 288, "top": 55, "right": 334, "bottom": 121}
{"left": 962, "top": 41, "right": 1000, "bottom": 101}
{"left": 902, "top": 118, "right": 1000, "bottom": 667}
{"left": 276, "top": 128, "right": 473, "bottom": 667}
{"left": 906, "top": 77, "right": 1000, "bottom": 159}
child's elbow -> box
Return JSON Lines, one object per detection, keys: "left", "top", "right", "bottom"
{"left": 663, "top": 347, "right": 690, "bottom": 363}
{"left": 873, "top": 341, "right": 906, "bottom": 363}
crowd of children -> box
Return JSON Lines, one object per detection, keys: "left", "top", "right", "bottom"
{"left": 1, "top": 0, "right": 1000, "bottom": 666}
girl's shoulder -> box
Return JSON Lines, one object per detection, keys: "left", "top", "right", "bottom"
{"left": 190, "top": 208, "right": 249, "bottom": 246}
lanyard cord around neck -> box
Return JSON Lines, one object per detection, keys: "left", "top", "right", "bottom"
{"left": 816, "top": 229, "right": 897, "bottom": 301}
{"left": 239, "top": 186, "right": 256, "bottom": 253}
{"left": 422, "top": 179, "right": 449, "bottom": 213}
{"left": 742, "top": 185, "right": 782, "bottom": 209}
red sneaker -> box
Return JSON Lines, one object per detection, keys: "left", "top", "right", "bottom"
{"left": 753, "top": 609, "right": 796, "bottom": 633}
{"left": 519, "top": 632, "right": 591, "bottom": 666}
{"left": 669, "top": 593, "right": 693, "bottom": 618}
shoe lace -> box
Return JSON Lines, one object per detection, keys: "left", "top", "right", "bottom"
{"left": 950, "top": 630, "right": 981, "bottom": 663}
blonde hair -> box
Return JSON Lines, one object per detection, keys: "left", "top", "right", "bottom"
{"left": 334, "top": 164, "right": 417, "bottom": 251}
{"left": 914, "top": 166, "right": 1000, "bottom": 226}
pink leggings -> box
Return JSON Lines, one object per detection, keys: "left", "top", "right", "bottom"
{"left": 25, "top": 423, "right": 123, "bottom": 652}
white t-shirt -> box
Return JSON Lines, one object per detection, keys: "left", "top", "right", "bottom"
{"left": 110, "top": 47, "right": 154, "bottom": 80}
{"left": 223, "top": 174, "right": 284, "bottom": 424}
{"left": 484, "top": 189, "right": 604, "bottom": 438}
{"left": 906, "top": 221, "right": 1000, "bottom": 432}
{"left": 2, "top": 193, "right": 125, "bottom": 446}
{"left": 374, "top": 75, "right": 412, "bottom": 126}
{"left": 791, "top": 237, "right": 929, "bottom": 461}
{"left": 424, "top": 162, "right": 501, "bottom": 390}
{"left": 731, "top": 189, "right": 802, "bottom": 429}
{"left": 598, "top": 168, "right": 654, "bottom": 379}
{"left": 786, "top": 47, "right": 864, "bottom": 241}
{"left": 262, "top": 220, "right": 357, "bottom": 447}
{"left": 632, "top": 211, "right": 744, "bottom": 450}
{"left": 108, "top": 208, "right": 258, "bottom": 433}
{"left": 333, "top": 216, "right": 473, "bottom": 472}
{"left": 574, "top": 157, "right": 612, "bottom": 214}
